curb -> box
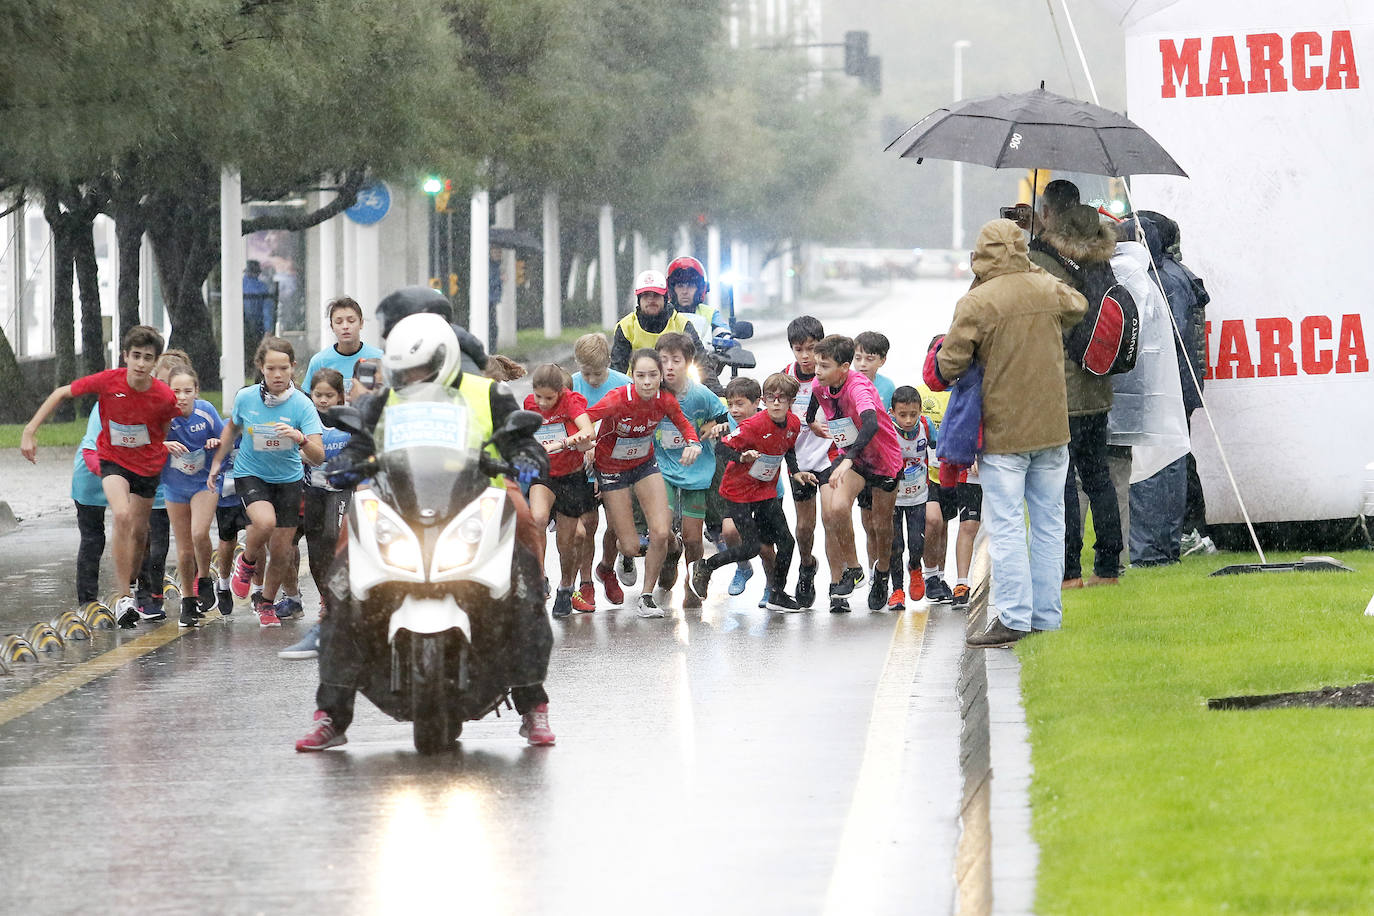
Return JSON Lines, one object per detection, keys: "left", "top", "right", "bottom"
{"left": 0, "top": 502, "right": 16, "bottom": 535}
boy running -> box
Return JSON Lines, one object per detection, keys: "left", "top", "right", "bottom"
{"left": 22, "top": 325, "right": 181, "bottom": 627}
{"left": 886, "top": 386, "right": 932, "bottom": 610}
{"left": 781, "top": 316, "right": 831, "bottom": 607}
{"left": 302, "top": 296, "right": 383, "bottom": 396}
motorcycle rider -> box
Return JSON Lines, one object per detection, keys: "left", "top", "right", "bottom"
{"left": 296, "top": 312, "right": 556, "bottom": 751}
{"left": 666, "top": 256, "right": 729, "bottom": 341}
{"left": 610, "top": 270, "right": 720, "bottom": 394}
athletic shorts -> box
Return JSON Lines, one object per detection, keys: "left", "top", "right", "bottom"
{"left": 235, "top": 475, "right": 304, "bottom": 528}
{"left": 789, "top": 465, "right": 832, "bottom": 503}
{"left": 542, "top": 471, "right": 597, "bottom": 519}
{"left": 664, "top": 481, "right": 707, "bottom": 520}
{"left": 956, "top": 482, "right": 982, "bottom": 522}
{"left": 216, "top": 503, "right": 249, "bottom": 542}
{"left": 99, "top": 460, "right": 160, "bottom": 499}
{"left": 596, "top": 458, "right": 659, "bottom": 493}
{"left": 933, "top": 484, "right": 959, "bottom": 522}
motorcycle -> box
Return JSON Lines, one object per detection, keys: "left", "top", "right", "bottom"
{"left": 326, "top": 385, "right": 547, "bottom": 755}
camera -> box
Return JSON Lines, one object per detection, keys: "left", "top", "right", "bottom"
{"left": 999, "top": 204, "right": 1032, "bottom": 222}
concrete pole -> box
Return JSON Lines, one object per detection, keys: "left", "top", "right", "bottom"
{"left": 542, "top": 190, "right": 562, "bottom": 338}
{"left": 469, "top": 189, "right": 490, "bottom": 348}
{"left": 675, "top": 223, "right": 692, "bottom": 258}
{"left": 781, "top": 243, "right": 795, "bottom": 306}
{"left": 598, "top": 204, "right": 617, "bottom": 328}
{"left": 706, "top": 225, "right": 722, "bottom": 314}
{"left": 494, "top": 195, "right": 516, "bottom": 349}
{"left": 308, "top": 192, "right": 336, "bottom": 353}
{"left": 219, "top": 169, "right": 244, "bottom": 406}
{"left": 632, "top": 231, "right": 648, "bottom": 278}
{"left": 952, "top": 40, "right": 972, "bottom": 251}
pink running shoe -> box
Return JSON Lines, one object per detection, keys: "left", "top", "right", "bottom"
{"left": 519, "top": 703, "right": 556, "bottom": 746}
{"left": 231, "top": 552, "right": 257, "bottom": 599}
{"left": 256, "top": 596, "right": 281, "bottom": 628}
{"left": 296, "top": 711, "right": 347, "bottom": 751}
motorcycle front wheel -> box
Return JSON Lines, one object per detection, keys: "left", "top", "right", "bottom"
{"left": 410, "top": 633, "right": 459, "bottom": 754}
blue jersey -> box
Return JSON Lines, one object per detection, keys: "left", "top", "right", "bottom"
{"left": 655, "top": 381, "right": 726, "bottom": 490}
{"left": 303, "top": 343, "right": 383, "bottom": 396}
{"left": 218, "top": 440, "right": 242, "bottom": 507}
{"left": 872, "top": 373, "right": 896, "bottom": 411}
{"left": 71, "top": 407, "right": 106, "bottom": 506}
{"left": 306, "top": 421, "right": 352, "bottom": 491}
{"left": 572, "top": 369, "right": 632, "bottom": 409}
{"left": 161, "top": 399, "right": 224, "bottom": 502}
{"left": 229, "top": 385, "right": 323, "bottom": 484}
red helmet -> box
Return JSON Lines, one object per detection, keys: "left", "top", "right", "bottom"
{"left": 666, "top": 256, "right": 710, "bottom": 294}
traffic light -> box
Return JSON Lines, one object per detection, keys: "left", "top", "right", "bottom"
{"left": 861, "top": 55, "right": 881, "bottom": 93}
{"left": 844, "top": 31, "right": 869, "bottom": 77}
{"left": 422, "top": 176, "right": 442, "bottom": 194}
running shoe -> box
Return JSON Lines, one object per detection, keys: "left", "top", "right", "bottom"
{"left": 216, "top": 586, "right": 234, "bottom": 616}
{"left": 659, "top": 538, "right": 682, "bottom": 589}
{"left": 552, "top": 586, "right": 574, "bottom": 619}
{"left": 519, "top": 703, "right": 556, "bottom": 746}
{"left": 682, "top": 582, "right": 702, "bottom": 610}
{"left": 887, "top": 588, "right": 906, "bottom": 611}
{"left": 295, "top": 710, "right": 346, "bottom": 751}
{"left": 596, "top": 563, "right": 624, "bottom": 606}
{"left": 195, "top": 577, "right": 215, "bottom": 613}
{"left": 833, "top": 566, "right": 864, "bottom": 597}
{"left": 690, "top": 560, "right": 713, "bottom": 601}
{"left": 925, "top": 576, "right": 954, "bottom": 604}
{"left": 617, "top": 553, "right": 638, "bottom": 586}
{"left": 867, "top": 567, "right": 889, "bottom": 610}
{"left": 279, "top": 623, "right": 321, "bottom": 660}
{"left": 137, "top": 594, "right": 166, "bottom": 621}
{"left": 796, "top": 560, "right": 819, "bottom": 608}
{"left": 276, "top": 595, "right": 305, "bottom": 620}
{"left": 230, "top": 553, "right": 257, "bottom": 599}
{"left": 907, "top": 570, "right": 925, "bottom": 602}
{"left": 178, "top": 599, "right": 200, "bottom": 628}
{"left": 765, "top": 589, "right": 803, "bottom": 612}
{"left": 571, "top": 586, "right": 596, "bottom": 613}
{"left": 828, "top": 587, "right": 851, "bottom": 614}
{"left": 636, "top": 593, "right": 664, "bottom": 618}
{"left": 256, "top": 596, "right": 281, "bottom": 628}
{"left": 115, "top": 595, "right": 140, "bottom": 629}
{"left": 952, "top": 584, "right": 971, "bottom": 610}
{"left": 728, "top": 564, "right": 753, "bottom": 596}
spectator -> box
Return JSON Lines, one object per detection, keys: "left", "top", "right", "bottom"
{"left": 242, "top": 260, "right": 275, "bottom": 366}
{"left": 933, "top": 219, "right": 1087, "bottom": 648}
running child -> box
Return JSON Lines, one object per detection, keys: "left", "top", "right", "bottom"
{"left": 570, "top": 332, "right": 631, "bottom": 608}
{"left": 22, "top": 325, "right": 181, "bottom": 628}
{"left": 160, "top": 364, "right": 224, "bottom": 627}
{"left": 302, "top": 296, "right": 383, "bottom": 396}
{"left": 524, "top": 363, "right": 595, "bottom": 619}
{"left": 804, "top": 334, "right": 904, "bottom": 613}
{"left": 691, "top": 373, "right": 812, "bottom": 611}
{"left": 886, "top": 386, "right": 933, "bottom": 610}
{"left": 781, "top": 316, "right": 832, "bottom": 608}
{"left": 852, "top": 330, "right": 899, "bottom": 576}
{"left": 208, "top": 336, "right": 324, "bottom": 628}
{"left": 586, "top": 349, "right": 701, "bottom": 618}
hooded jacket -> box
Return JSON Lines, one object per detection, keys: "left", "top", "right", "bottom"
{"left": 1139, "top": 213, "right": 1206, "bottom": 412}
{"left": 937, "top": 219, "right": 1088, "bottom": 455}
{"left": 1028, "top": 204, "right": 1119, "bottom": 416}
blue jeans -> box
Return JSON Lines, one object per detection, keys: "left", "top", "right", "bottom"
{"left": 1128, "top": 456, "right": 1187, "bottom": 565}
{"left": 980, "top": 446, "right": 1069, "bottom": 632}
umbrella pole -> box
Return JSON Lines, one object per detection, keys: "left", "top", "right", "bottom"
{"left": 1030, "top": 169, "right": 1039, "bottom": 243}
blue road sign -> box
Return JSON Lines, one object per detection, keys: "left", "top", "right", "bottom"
{"left": 346, "top": 182, "right": 391, "bottom": 226}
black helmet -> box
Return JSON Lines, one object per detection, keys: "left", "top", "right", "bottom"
{"left": 375, "top": 286, "right": 454, "bottom": 340}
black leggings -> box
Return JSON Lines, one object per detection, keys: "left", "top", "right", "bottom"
{"left": 75, "top": 502, "right": 106, "bottom": 604}
{"left": 138, "top": 508, "right": 170, "bottom": 597}
{"left": 889, "top": 502, "right": 927, "bottom": 591}
{"left": 705, "top": 498, "right": 794, "bottom": 588}
{"left": 301, "top": 488, "right": 350, "bottom": 602}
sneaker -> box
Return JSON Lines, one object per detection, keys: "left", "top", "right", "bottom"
{"left": 115, "top": 595, "right": 140, "bottom": 629}
{"left": 571, "top": 586, "right": 596, "bottom": 613}
{"left": 887, "top": 588, "right": 906, "bottom": 611}
{"left": 765, "top": 588, "right": 803, "bottom": 612}
{"left": 295, "top": 710, "right": 346, "bottom": 751}
{"left": 250, "top": 589, "right": 264, "bottom": 608}
{"left": 1181, "top": 530, "right": 1217, "bottom": 557}
{"left": 196, "top": 577, "right": 215, "bottom": 613}
{"left": 952, "top": 584, "right": 971, "bottom": 610}
{"left": 796, "top": 560, "right": 819, "bottom": 608}
{"left": 617, "top": 553, "right": 638, "bottom": 586}
{"left": 690, "top": 559, "right": 713, "bottom": 600}
{"left": 230, "top": 553, "right": 257, "bottom": 599}
{"left": 596, "top": 563, "right": 625, "bottom": 605}
{"left": 758, "top": 595, "right": 768, "bottom": 608}
{"left": 636, "top": 593, "right": 664, "bottom": 618}
{"left": 551, "top": 586, "right": 574, "bottom": 619}
{"left": 659, "top": 539, "right": 682, "bottom": 589}
{"left": 926, "top": 576, "right": 954, "bottom": 604}
{"left": 256, "top": 597, "right": 281, "bottom": 628}
{"left": 833, "top": 566, "right": 864, "bottom": 597}
{"left": 277, "top": 595, "right": 305, "bottom": 620}
{"left": 519, "top": 703, "right": 556, "bottom": 746}
{"left": 137, "top": 595, "right": 166, "bottom": 621}
{"left": 907, "top": 571, "right": 924, "bottom": 601}
{"left": 966, "top": 616, "right": 1029, "bottom": 648}
{"left": 216, "top": 587, "right": 233, "bottom": 616}
{"left": 279, "top": 623, "right": 321, "bottom": 659}
{"left": 682, "top": 583, "right": 702, "bottom": 610}
{"left": 867, "top": 567, "right": 889, "bottom": 610}
{"left": 728, "top": 564, "right": 753, "bottom": 596}
{"left": 829, "top": 590, "right": 851, "bottom": 614}
{"left": 178, "top": 605, "right": 200, "bottom": 628}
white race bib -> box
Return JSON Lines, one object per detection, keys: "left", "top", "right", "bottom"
{"left": 748, "top": 453, "right": 783, "bottom": 481}
{"left": 897, "top": 464, "right": 928, "bottom": 504}
{"left": 656, "top": 418, "right": 688, "bottom": 450}
{"left": 170, "top": 449, "right": 206, "bottom": 476}
{"left": 791, "top": 383, "right": 812, "bottom": 419}
{"left": 610, "top": 434, "right": 653, "bottom": 461}
{"left": 251, "top": 428, "right": 291, "bottom": 452}
{"left": 110, "top": 421, "right": 150, "bottom": 448}
{"left": 827, "top": 417, "right": 857, "bottom": 448}
{"left": 536, "top": 422, "right": 564, "bottom": 447}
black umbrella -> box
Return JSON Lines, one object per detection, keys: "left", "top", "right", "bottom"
{"left": 885, "top": 84, "right": 1187, "bottom": 178}
{"left": 489, "top": 227, "right": 543, "bottom": 253}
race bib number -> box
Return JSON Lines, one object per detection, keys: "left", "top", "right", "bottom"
{"left": 611, "top": 434, "right": 653, "bottom": 461}
{"left": 536, "top": 422, "right": 564, "bottom": 448}
{"left": 110, "top": 421, "right": 150, "bottom": 448}
{"left": 383, "top": 402, "right": 469, "bottom": 451}
{"left": 827, "top": 417, "right": 857, "bottom": 448}
{"left": 656, "top": 418, "right": 688, "bottom": 450}
{"left": 791, "top": 384, "right": 812, "bottom": 419}
{"left": 898, "top": 465, "right": 928, "bottom": 502}
{"left": 251, "top": 427, "right": 290, "bottom": 452}
{"left": 170, "top": 449, "right": 206, "bottom": 476}
{"left": 748, "top": 454, "right": 783, "bottom": 481}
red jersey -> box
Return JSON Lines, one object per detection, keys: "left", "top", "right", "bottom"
{"left": 523, "top": 389, "right": 589, "bottom": 477}
{"left": 587, "top": 385, "right": 698, "bottom": 473}
{"left": 719, "top": 410, "right": 801, "bottom": 503}
{"left": 70, "top": 369, "right": 179, "bottom": 477}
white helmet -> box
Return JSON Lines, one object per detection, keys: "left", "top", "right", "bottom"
{"left": 634, "top": 269, "right": 668, "bottom": 297}
{"left": 382, "top": 313, "right": 461, "bottom": 390}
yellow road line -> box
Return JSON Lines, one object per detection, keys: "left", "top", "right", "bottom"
{"left": 0, "top": 619, "right": 199, "bottom": 728}
{"left": 821, "top": 608, "right": 930, "bottom": 915}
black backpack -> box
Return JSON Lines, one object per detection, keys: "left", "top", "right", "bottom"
{"left": 1032, "top": 239, "right": 1140, "bottom": 376}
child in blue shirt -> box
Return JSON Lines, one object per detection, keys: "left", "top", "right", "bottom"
{"left": 302, "top": 297, "right": 383, "bottom": 396}
{"left": 161, "top": 364, "right": 224, "bottom": 627}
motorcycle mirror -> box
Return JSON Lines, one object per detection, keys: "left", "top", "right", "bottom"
{"left": 730, "top": 319, "right": 754, "bottom": 340}
{"left": 496, "top": 409, "right": 544, "bottom": 440}
{"left": 352, "top": 361, "right": 380, "bottom": 390}
{"left": 325, "top": 405, "right": 367, "bottom": 435}
{"left": 724, "top": 348, "right": 757, "bottom": 370}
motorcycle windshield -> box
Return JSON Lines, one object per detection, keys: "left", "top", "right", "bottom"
{"left": 375, "top": 383, "right": 485, "bottom": 520}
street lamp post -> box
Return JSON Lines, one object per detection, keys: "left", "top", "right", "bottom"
{"left": 951, "top": 39, "right": 972, "bottom": 251}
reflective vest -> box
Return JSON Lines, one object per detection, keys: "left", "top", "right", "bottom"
{"left": 616, "top": 309, "right": 695, "bottom": 351}
{"left": 386, "top": 371, "right": 501, "bottom": 482}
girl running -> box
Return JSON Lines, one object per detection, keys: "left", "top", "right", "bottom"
{"left": 161, "top": 364, "right": 224, "bottom": 628}
{"left": 587, "top": 349, "right": 700, "bottom": 618}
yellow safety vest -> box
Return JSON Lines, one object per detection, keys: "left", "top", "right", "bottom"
{"left": 387, "top": 372, "right": 502, "bottom": 483}
{"left": 616, "top": 310, "right": 695, "bottom": 351}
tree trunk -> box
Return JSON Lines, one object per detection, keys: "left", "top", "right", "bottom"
{"left": 111, "top": 194, "right": 146, "bottom": 346}
{"left": 0, "top": 325, "right": 32, "bottom": 423}
{"left": 146, "top": 193, "right": 223, "bottom": 391}
{"left": 43, "top": 195, "right": 77, "bottom": 421}
{"left": 74, "top": 219, "right": 104, "bottom": 376}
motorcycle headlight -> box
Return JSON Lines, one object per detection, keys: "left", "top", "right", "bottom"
{"left": 432, "top": 492, "right": 504, "bottom": 577}
{"left": 359, "top": 495, "right": 422, "bottom": 574}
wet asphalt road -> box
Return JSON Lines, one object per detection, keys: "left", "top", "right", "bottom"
{"left": 0, "top": 280, "right": 975, "bottom": 915}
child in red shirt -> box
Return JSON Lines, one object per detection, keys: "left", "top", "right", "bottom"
{"left": 22, "top": 325, "right": 180, "bottom": 627}
{"left": 523, "top": 363, "right": 595, "bottom": 619}
{"left": 586, "top": 349, "right": 700, "bottom": 617}
{"left": 690, "top": 374, "right": 815, "bottom": 612}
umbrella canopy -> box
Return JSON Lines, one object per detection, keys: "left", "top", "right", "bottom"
{"left": 885, "top": 85, "right": 1187, "bottom": 178}
{"left": 489, "top": 227, "right": 543, "bottom": 253}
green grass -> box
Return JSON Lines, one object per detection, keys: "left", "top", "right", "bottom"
{"left": 0, "top": 390, "right": 224, "bottom": 449}
{"left": 1020, "top": 548, "right": 1374, "bottom": 914}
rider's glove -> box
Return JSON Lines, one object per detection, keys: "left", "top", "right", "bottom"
{"left": 513, "top": 457, "right": 541, "bottom": 489}
{"left": 324, "top": 456, "right": 365, "bottom": 489}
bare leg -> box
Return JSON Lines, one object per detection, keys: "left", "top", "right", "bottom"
{"left": 868, "top": 487, "right": 897, "bottom": 575}
{"left": 820, "top": 469, "right": 865, "bottom": 579}
{"left": 956, "top": 519, "right": 980, "bottom": 579}
{"left": 262, "top": 526, "right": 298, "bottom": 602}
{"left": 101, "top": 477, "right": 153, "bottom": 598}
{"left": 794, "top": 495, "right": 819, "bottom": 566}
{"left": 632, "top": 473, "right": 672, "bottom": 596}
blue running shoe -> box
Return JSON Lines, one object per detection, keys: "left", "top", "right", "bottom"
{"left": 728, "top": 564, "right": 753, "bottom": 596}
{"left": 278, "top": 622, "right": 320, "bottom": 660}
{"left": 275, "top": 595, "right": 305, "bottom": 621}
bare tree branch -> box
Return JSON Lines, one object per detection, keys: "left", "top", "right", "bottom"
{"left": 240, "top": 168, "right": 368, "bottom": 234}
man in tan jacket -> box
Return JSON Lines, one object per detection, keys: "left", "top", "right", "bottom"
{"left": 936, "top": 219, "right": 1087, "bottom": 647}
